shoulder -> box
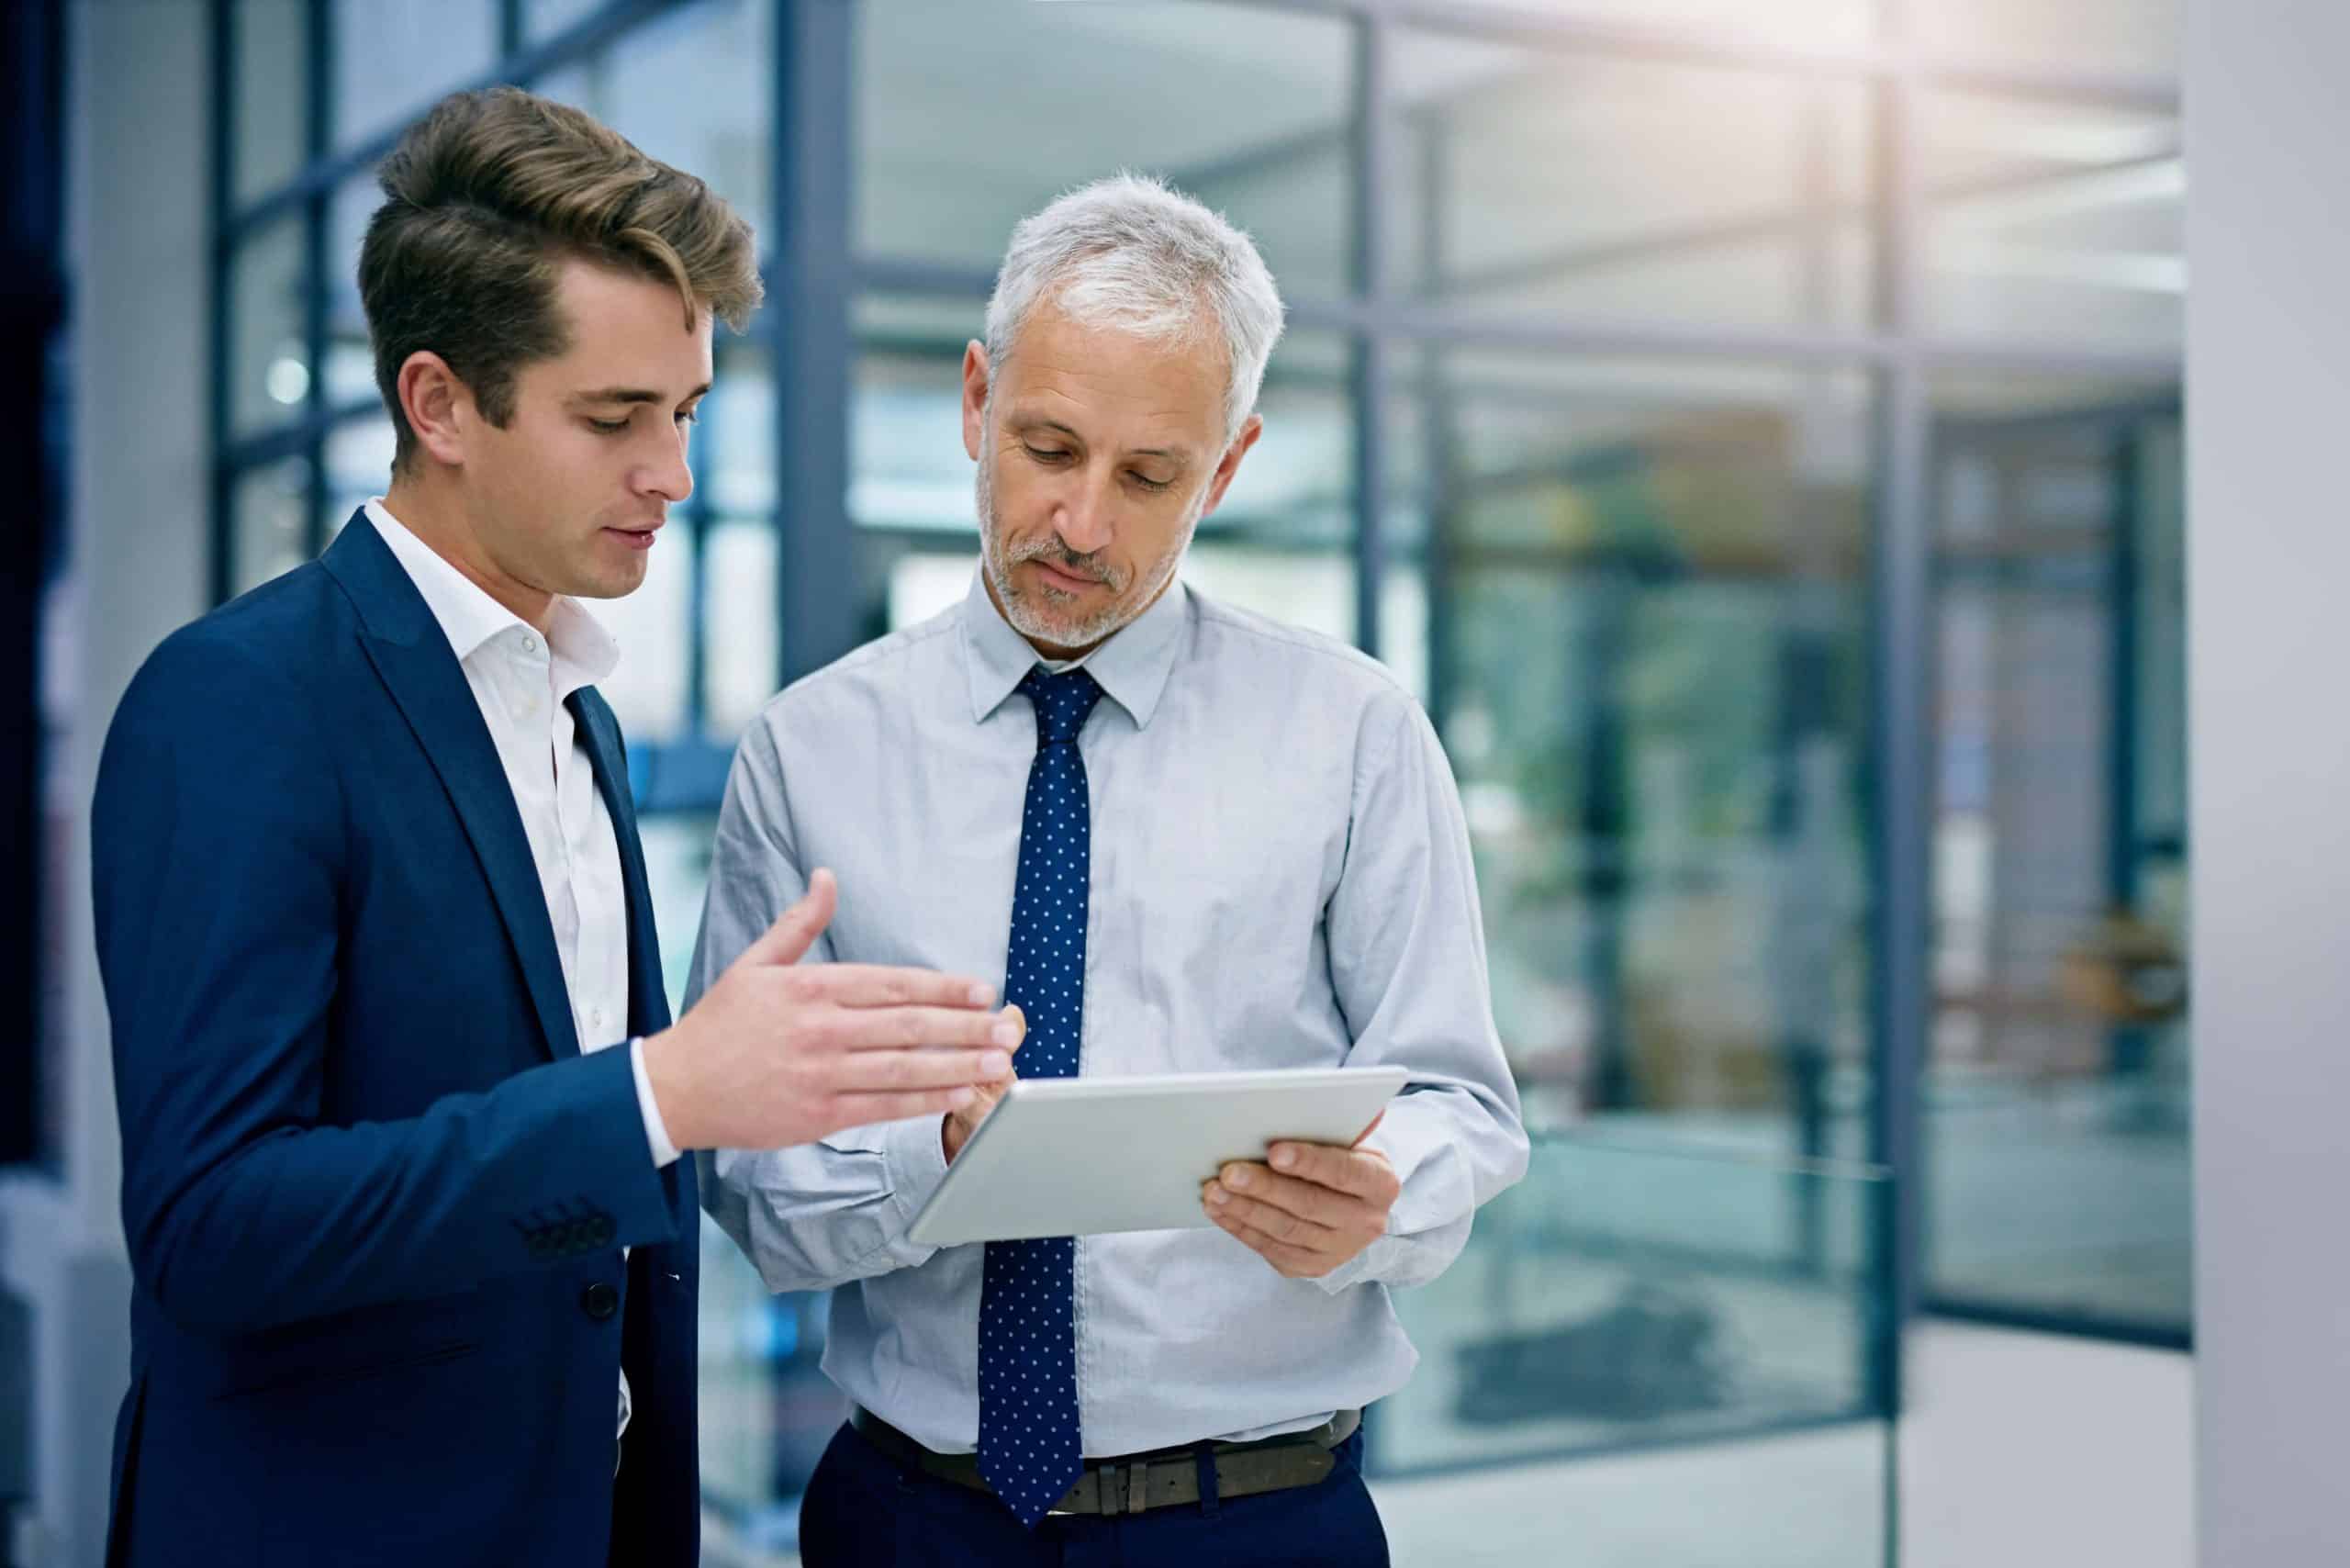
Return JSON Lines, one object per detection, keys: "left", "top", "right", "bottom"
{"left": 724, "top": 604, "right": 965, "bottom": 786}
{"left": 1184, "top": 588, "right": 1420, "bottom": 723}
{"left": 118, "top": 564, "right": 347, "bottom": 727}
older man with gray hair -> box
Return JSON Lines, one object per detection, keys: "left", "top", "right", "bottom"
{"left": 691, "top": 173, "right": 1527, "bottom": 1565}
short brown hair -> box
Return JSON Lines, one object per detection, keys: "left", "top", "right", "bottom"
{"left": 359, "top": 85, "right": 762, "bottom": 472}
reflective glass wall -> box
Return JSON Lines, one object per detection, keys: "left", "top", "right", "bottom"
{"left": 209, "top": 0, "right": 2184, "bottom": 1552}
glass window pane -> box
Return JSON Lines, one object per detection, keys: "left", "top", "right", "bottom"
{"left": 704, "top": 517, "right": 779, "bottom": 738}
{"left": 230, "top": 457, "right": 313, "bottom": 597}
{"left": 1429, "top": 0, "right": 1872, "bottom": 48}
{"left": 549, "top": 0, "right": 772, "bottom": 237}
{"left": 1214, "top": 331, "right": 1352, "bottom": 552}
{"left": 229, "top": 217, "right": 310, "bottom": 439}
{"left": 333, "top": 0, "right": 499, "bottom": 151}
{"left": 850, "top": 337, "right": 972, "bottom": 538}
{"left": 1919, "top": 92, "right": 2183, "bottom": 353}
{"left": 1919, "top": 0, "right": 2179, "bottom": 78}
{"left": 327, "top": 175, "right": 378, "bottom": 406}
{"left": 1408, "top": 353, "right": 1874, "bottom": 1155}
{"left": 525, "top": 0, "right": 608, "bottom": 44}
{"left": 235, "top": 0, "right": 308, "bottom": 205}
{"left": 1182, "top": 546, "right": 1356, "bottom": 646}
{"left": 856, "top": 0, "right": 1352, "bottom": 301}
{"left": 1393, "top": 32, "right": 1873, "bottom": 333}
{"left": 594, "top": 517, "right": 693, "bottom": 743}
{"left": 1926, "top": 373, "right": 2188, "bottom": 1330}
{"left": 324, "top": 412, "right": 397, "bottom": 529}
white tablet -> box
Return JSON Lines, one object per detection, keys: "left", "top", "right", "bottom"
{"left": 905, "top": 1066, "right": 1408, "bottom": 1249}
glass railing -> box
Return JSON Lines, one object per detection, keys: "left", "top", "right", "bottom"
{"left": 697, "top": 1132, "right": 1897, "bottom": 1568}
{"left": 1369, "top": 1130, "right": 1897, "bottom": 1568}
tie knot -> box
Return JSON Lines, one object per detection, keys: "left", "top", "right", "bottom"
{"left": 1019, "top": 666, "right": 1105, "bottom": 748}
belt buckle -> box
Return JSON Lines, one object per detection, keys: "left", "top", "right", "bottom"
{"left": 1045, "top": 1463, "right": 1092, "bottom": 1518}
{"left": 1046, "top": 1459, "right": 1144, "bottom": 1518}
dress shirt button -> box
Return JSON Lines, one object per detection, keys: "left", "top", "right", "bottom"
{"left": 581, "top": 1282, "right": 620, "bottom": 1321}
{"left": 520, "top": 633, "right": 539, "bottom": 655}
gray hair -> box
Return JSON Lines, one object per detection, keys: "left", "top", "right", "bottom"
{"left": 982, "top": 172, "right": 1286, "bottom": 444}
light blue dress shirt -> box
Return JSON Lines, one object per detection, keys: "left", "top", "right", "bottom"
{"left": 690, "top": 568, "right": 1528, "bottom": 1458}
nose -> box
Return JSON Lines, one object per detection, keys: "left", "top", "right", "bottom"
{"left": 639, "top": 427, "right": 694, "bottom": 506}
{"left": 1052, "top": 466, "right": 1115, "bottom": 556}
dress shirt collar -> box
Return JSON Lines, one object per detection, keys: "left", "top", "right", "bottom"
{"left": 364, "top": 498, "right": 620, "bottom": 689}
{"left": 957, "top": 561, "right": 1185, "bottom": 730}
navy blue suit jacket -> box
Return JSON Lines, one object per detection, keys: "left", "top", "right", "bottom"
{"left": 94, "top": 516, "right": 699, "bottom": 1566}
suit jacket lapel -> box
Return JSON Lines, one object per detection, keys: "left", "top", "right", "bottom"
{"left": 321, "top": 515, "right": 583, "bottom": 1061}
{"left": 566, "top": 688, "right": 672, "bottom": 1037}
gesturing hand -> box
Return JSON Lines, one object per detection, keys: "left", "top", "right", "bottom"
{"left": 643, "top": 869, "right": 1019, "bottom": 1152}
{"left": 942, "top": 1004, "right": 1024, "bottom": 1162}
{"left": 1202, "top": 1115, "right": 1399, "bottom": 1279}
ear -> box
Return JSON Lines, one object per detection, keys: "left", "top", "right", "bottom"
{"left": 397, "top": 351, "right": 474, "bottom": 470}
{"left": 961, "top": 341, "right": 990, "bottom": 462}
{"left": 1198, "top": 413, "right": 1265, "bottom": 521}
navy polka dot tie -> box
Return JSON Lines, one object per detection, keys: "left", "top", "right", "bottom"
{"left": 977, "top": 666, "right": 1104, "bottom": 1527}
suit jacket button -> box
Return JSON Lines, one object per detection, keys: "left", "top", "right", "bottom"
{"left": 581, "top": 1282, "right": 620, "bottom": 1321}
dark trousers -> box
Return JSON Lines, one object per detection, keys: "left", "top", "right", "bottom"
{"left": 799, "top": 1419, "right": 1393, "bottom": 1567}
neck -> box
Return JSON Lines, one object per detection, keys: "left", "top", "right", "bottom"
{"left": 986, "top": 570, "right": 1174, "bottom": 664}
{"left": 382, "top": 473, "right": 555, "bottom": 634}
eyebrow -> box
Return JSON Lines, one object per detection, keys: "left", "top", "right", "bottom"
{"left": 1013, "top": 416, "right": 1192, "bottom": 469}
{"left": 568, "top": 382, "right": 712, "bottom": 407}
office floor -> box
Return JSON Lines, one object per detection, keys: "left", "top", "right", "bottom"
{"left": 706, "top": 1322, "right": 2195, "bottom": 1568}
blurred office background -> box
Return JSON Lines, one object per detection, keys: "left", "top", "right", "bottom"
{"left": 2, "top": 1, "right": 2191, "bottom": 1564}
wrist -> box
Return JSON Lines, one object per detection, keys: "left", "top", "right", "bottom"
{"left": 640, "top": 1025, "right": 703, "bottom": 1153}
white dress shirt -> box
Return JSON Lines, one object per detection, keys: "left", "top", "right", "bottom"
{"left": 693, "top": 568, "right": 1528, "bottom": 1457}
{"left": 364, "top": 500, "right": 677, "bottom": 1441}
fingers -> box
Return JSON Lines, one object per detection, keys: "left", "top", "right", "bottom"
{"left": 1203, "top": 1178, "right": 1345, "bottom": 1247}
{"left": 1206, "top": 1205, "right": 1332, "bottom": 1278}
{"left": 832, "top": 1006, "right": 1025, "bottom": 1053}
{"left": 1264, "top": 1140, "right": 1402, "bottom": 1204}
{"left": 835, "top": 1047, "right": 1013, "bottom": 1093}
{"left": 833, "top": 1087, "right": 981, "bottom": 1126}
{"left": 741, "top": 868, "right": 838, "bottom": 967}
{"left": 1211, "top": 1164, "right": 1355, "bottom": 1230}
{"left": 814, "top": 964, "right": 998, "bottom": 1011}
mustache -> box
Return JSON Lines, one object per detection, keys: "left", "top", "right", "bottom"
{"left": 1006, "top": 537, "right": 1125, "bottom": 590}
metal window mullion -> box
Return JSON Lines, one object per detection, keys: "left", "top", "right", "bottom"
{"left": 1863, "top": 17, "right": 1929, "bottom": 1444}
{"left": 1417, "top": 119, "right": 1459, "bottom": 738}
{"left": 300, "top": 0, "right": 332, "bottom": 559}
{"left": 207, "top": 0, "right": 236, "bottom": 605}
{"left": 1348, "top": 11, "right": 1394, "bottom": 661}
{"left": 684, "top": 396, "right": 717, "bottom": 736}
{"left": 770, "top": 0, "right": 857, "bottom": 688}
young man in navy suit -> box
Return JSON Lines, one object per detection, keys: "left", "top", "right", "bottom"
{"left": 92, "top": 86, "right": 1018, "bottom": 1567}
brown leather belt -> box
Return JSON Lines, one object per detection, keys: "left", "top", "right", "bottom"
{"left": 848, "top": 1406, "right": 1360, "bottom": 1518}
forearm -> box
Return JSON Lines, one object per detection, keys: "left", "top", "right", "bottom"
{"left": 697, "top": 1112, "right": 950, "bottom": 1294}
{"left": 1314, "top": 1083, "right": 1527, "bottom": 1292}
{"left": 127, "top": 1045, "right": 677, "bottom": 1333}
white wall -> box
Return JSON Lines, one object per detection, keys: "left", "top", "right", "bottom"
{"left": 0, "top": 3, "right": 210, "bottom": 1563}
{"left": 2187, "top": 3, "right": 2350, "bottom": 1562}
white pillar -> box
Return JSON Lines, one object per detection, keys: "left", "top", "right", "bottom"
{"left": 2188, "top": 3, "right": 2350, "bottom": 1561}
{"left": 0, "top": 4, "right": 210, "bottom": 1563}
